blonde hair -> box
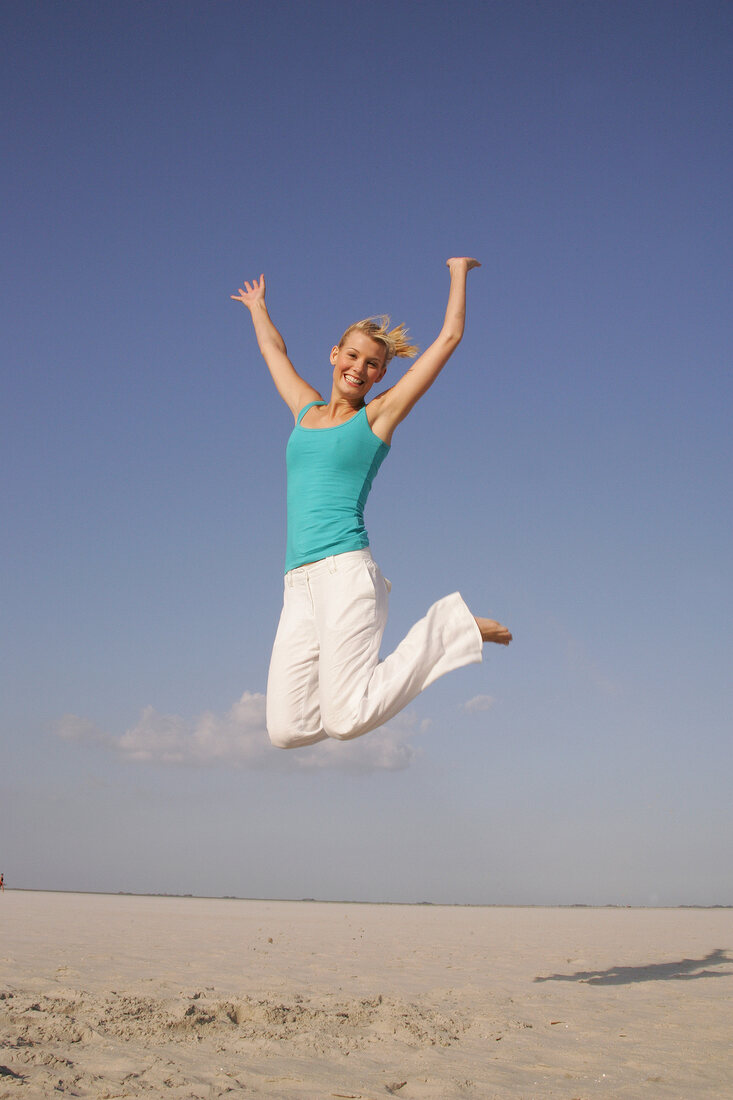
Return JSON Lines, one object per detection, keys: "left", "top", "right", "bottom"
{"left": 338, "top": 315, "right": 418, "bottom": 364}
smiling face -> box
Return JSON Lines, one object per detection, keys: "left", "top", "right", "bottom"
{"left": 330, "top": 330, "right": 387, "bottom": 402}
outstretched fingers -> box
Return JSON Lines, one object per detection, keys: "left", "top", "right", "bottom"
{"left": 231, "top": 273, "right": 265, "bottom": 304}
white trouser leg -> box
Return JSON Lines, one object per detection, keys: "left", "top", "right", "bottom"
{"left": 266, "top": 571, "right": 328, "bottom": 749}
{"left": 266, "top": 549, "right": 483, "bottom": 749}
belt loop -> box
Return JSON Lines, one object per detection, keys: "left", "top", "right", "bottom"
{"left": 286, "top": 570, "right": 294, "bottom": 588}
{"left": 328, "top": 555, "right": 337, "bottom": 574}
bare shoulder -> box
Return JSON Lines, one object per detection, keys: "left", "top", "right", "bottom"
{"left": 289, "top": 383, "right": 325, "bottom": 421}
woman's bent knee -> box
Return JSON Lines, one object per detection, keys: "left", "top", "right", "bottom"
{"left": 267, "top": 722, "right": 329, "bottom": 750}
{"left": 268, "top": 726, "right": 298, "bottom": 750}
{"left": 322, "top": 710, "right": 369, "bottom": 742}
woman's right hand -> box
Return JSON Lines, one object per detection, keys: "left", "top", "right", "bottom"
{"left": 231, "top": 274, "right": 266, "bottom": 310}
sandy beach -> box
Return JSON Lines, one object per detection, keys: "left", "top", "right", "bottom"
{"left": 1, "top": 892, "right": 731, "bottom": 1098}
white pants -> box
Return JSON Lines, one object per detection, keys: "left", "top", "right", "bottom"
{"left": 266, "top": 549, "right": 483, "bottom": 748}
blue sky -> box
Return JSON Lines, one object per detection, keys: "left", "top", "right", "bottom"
{"left": 3, "top": 0, "right": 731, "bottom": 905}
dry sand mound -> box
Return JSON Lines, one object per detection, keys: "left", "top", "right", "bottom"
{"left": 1, "top": 986, "right": 476, "bottom": 1099}
{"left": 3, "top": 986, "right": 466, "bottom": 1051}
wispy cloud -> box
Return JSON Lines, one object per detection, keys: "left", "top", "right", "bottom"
{"left": 55, "top": 693, "right": 424, "bottom": 773}
{"left": 56, "top": 714, "right": 115, "bottom": 747}
{"left": 461, "top": 694, "right": 495, "bottom": 713}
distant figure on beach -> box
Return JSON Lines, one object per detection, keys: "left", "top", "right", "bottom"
{"left": 0, "top": 873, "right": 4, "bottom": 892}
{"left": 232, "top": 259, "right": 511, "bottom": 749}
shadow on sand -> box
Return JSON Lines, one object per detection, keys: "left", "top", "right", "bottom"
{"left": 534, "top": 948, "right": 733, "bottom": 986}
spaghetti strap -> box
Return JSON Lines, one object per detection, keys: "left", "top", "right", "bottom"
{"left": 296, "top": 400, "right": 326, "bottom": 425}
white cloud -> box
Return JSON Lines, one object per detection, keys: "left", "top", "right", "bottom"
{"left": 117, "top": 692, "right": 271, "bottom": 766}
{"left": 302, "top": 710, "right": 423, "bottom": 772}
{"left": 54, "top": 693, "right": 424, "bottom": 773}
{"left": 461, "top": 694, "right": 495, "bottom": 713}
{"left": 55, "top": 714, "right": 114, "bottom": 747}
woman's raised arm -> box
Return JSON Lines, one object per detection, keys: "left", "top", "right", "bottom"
{"left": 231, "top": 274, "right": 321, "bottom": 418}
{"left": 368, "top": 258, "right": 480, "bottom": 443}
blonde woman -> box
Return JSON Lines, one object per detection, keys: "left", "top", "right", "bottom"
{"left": 232, "top": 258, "right": 511, "bottom": 749}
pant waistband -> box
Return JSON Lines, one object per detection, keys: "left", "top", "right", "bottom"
{"left": 285, "top": 548, "right": 374, "bottom": 586}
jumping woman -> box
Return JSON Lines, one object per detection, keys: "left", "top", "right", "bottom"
{"left": 232, "top": 258, "right": 511, "bottom": 749}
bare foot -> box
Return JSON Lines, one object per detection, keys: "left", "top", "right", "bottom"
{"left": 475, "top": 617, "right": 512, "bottom": 645}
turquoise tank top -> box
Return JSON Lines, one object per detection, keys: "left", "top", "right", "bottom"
{"left": 284, "top": 401, "right": 390, "bottom": 572}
